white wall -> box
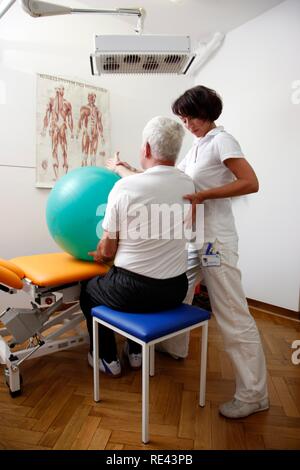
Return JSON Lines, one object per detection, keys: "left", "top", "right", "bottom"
{"left": 194, "top": 0, "right": 300, "bottom": 310}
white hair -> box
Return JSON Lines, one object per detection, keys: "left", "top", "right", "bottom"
{"left": 142, "top": 116, "right": 184, "bottom": 163}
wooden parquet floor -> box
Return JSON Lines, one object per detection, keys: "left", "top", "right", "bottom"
{"left": 0, "top": 310, "right": 299, "bottom": 450}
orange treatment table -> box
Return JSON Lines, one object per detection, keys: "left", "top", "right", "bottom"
{"left": 0, "top": 253, "right": 109, "bottom": 396}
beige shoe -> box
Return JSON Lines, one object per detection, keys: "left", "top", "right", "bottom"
{"left": 219, "top": 398, "right": 269, "bottom": 418}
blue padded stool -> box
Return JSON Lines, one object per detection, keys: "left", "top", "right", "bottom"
{"left": 92, "top": 304, "right": 210, "bottom": 444}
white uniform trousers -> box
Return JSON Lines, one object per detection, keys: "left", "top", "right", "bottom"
{"left": 160, "top": 239, "right": 268, "bottom": 403}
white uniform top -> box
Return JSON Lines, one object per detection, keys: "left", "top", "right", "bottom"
{"left": 177, "top": 126, "right": 244, "bottom": 243}
{"left": 102, "top": 165, "right": 195, "bottom": 279}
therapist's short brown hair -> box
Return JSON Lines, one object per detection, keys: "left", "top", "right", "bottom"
{"left": 172, "top": 85, "right": 223, "bottom": 122}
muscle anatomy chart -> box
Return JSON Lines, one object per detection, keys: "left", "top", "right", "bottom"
{"left": 36, "top": 74, "right": 110, "bottom": 187}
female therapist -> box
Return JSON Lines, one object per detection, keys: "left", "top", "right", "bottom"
{"left": 108, "top": 86, "right": 269, "bottom": 419}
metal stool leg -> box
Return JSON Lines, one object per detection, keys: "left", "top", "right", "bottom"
{"left": 142, "top": 342, "right": 149, "bottom": 444}
{"left": 199, "top": 321, "right": 208, "bottom": 407}
{"left": 150, "top": 344, "right": 155, "bottom": 376}
{"left": 93, "top": 318, "right": 100, "bottom": 402}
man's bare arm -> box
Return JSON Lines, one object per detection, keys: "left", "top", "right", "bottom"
{"left": 88, "top": 230, "right": 119, "bottom": 263}
{"left": 106, "top": 152, "right": 142, "bottom": 177}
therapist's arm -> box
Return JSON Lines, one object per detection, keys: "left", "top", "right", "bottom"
{"left": 184, "top": 158, "right": 259, "bottom": 204}
{"left": 183, "top": 158, "right": 259, "bottom": 221}
{"left": 88, "top": 230, "right": 119, "bottom": 263}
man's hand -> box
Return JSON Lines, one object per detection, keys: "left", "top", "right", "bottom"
{"left": 88, "top": 250, "right": 105, "bottom": 263}
{"left": 106, "top": 151, "right": 136, "bottom": 175}
{"left": 88, "top": 231, "right": 119, "bottom": 264}
{"left": 106, "top": 151, "right": 122, "bottom": 173}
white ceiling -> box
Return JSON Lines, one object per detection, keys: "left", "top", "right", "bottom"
{"left": 0, "top": 0, "right": 285, "bottom": 45}
{"left": 83, "top": 0, "right": 285, "bottom": 40}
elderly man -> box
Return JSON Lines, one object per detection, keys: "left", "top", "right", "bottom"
{"left": 80, "top": 116, "right": 195, "bottom": 376}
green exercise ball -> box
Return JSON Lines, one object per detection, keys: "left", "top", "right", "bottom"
{"left": 46, "top": 167, "right": 120, "bottom": 260}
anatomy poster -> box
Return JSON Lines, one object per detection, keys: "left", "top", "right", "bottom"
{"left": 36, "top": 74, "right": 110, "bottom": 187}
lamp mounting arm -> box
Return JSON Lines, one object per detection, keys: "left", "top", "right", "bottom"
{"left": 21, "top": 1, "right": 145, "bottom": 33}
